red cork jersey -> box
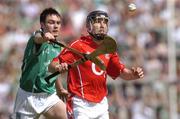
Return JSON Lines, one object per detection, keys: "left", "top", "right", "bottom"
{"left": 53, "top": 36, "right": 125, "bottom": 103}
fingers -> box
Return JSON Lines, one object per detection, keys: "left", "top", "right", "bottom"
{"left": 55, "top": 63, "right": 68, "bottom": 73}
{"left": 59, "top": 94, "right": 68, "bottom": 102}
{"left": 132, "top": 67, "right": 144, "bottom": 78}
{"left": 57, "top": 89, "right": 69, "bottom": 102}
{"left": 60, "top": 95, "right": 66, "bottom": 102}
{"left": 137, "top": 68, "right": 144, "bottom": 78}
{"left": 43, "top": 32, "right": 55, "bottom": 42}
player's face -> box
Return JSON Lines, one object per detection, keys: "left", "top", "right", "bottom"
{"left": 91, "top": 17, "right": 108, "bottom": 35}
{"left": 43, "top": 14, "right": 61, "bottom": 37}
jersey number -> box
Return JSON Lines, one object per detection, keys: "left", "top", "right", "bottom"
{"left": 91, "top": 63, "right": 104, "bottom": 75}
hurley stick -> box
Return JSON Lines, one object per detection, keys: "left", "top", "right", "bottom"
{"left": 39, "top": 29, "right": 106, "bottom": 71}
{"left": 50, "top": 40, "right": 106, "bottom": 70}
{"left": 45, "top": 35, "right": 117, "bottom": 82}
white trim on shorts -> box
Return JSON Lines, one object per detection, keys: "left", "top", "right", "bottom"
{"left": 11, "top": 87, "right": 60, "bottom": 119}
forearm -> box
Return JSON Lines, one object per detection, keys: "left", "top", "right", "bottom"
{"left": 34, "top": 33, "right": 46, "bottom": 44}
{"left": 48, "top": 61, "right": 59, "bottom": 73}
{"left": 55, "top": 77, "right": 65, "bottom": 91}
{"left": 55, "top": 76, "right": 69, "bottom": 101}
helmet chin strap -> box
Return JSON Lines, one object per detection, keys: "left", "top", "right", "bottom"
{"left": 89, "top": 32, "right": 106, "bottom": 41}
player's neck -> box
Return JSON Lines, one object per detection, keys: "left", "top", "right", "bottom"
{"left": 93, "top": 38, "right": 103, "bottom": 45}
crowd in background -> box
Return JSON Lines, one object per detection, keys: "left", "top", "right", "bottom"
{"left": 0, "top": 0, "right": 180, "bottom": 119}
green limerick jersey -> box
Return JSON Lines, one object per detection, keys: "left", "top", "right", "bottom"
{"left": 20, "top": 35, "right": 61, "bottom": 94}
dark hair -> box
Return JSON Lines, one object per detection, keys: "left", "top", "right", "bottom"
{"left": 40, "top": 7, "right": 61, "bottom": 23}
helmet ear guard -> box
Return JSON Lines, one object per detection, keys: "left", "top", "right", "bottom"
{"left": 86, "top": 19, "right": 93, "bottom": 33}
{"left": 86, "top": 10, "right": 109, "bottom": 41}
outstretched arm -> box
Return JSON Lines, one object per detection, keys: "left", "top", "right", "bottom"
{"left": 119, "top": 67, "right": 144, "bottom": 80}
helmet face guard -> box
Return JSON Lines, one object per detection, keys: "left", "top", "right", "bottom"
{"left": 86, "top": 10, "right": 109, "bottom": 41}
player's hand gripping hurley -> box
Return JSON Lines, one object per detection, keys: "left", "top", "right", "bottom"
{"left": 39, "top": 28, "right": 106, "bottom": 70}
{"left": 38, "top": 29, "right": 106, "bottom": 82}
{"left": 45, "top": 36, "right": 117, "bottom": 83}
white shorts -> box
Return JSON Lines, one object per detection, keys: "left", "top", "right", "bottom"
{"left": 11, "top": 87, "right": 60, "bottom": 119}
{"left": 68, "top": 96, "right": 109, "bottom": 119}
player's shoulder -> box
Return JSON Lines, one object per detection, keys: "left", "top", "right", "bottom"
{"left": 69, "top": 35, "right": 91, "bottom": 48}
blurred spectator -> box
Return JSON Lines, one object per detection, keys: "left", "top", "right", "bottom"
{"left": 0, "top": 0, "right": 180, "bottom": 119}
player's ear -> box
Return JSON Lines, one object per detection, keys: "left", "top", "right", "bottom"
{"left": 40, "top": 22, "right": 45, "bottom": 29}
{"left": 40, "top": 22, "right": 49, "bottom": 33}
{"left": 86, "top": 22, "right": 90, "bottom": 32}
{"left": 86, "top": 23, "right": 89, "bottom": 31}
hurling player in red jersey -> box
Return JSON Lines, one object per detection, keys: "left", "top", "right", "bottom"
{"left": 48, "top": 10, "right": 144, "bottom": 119}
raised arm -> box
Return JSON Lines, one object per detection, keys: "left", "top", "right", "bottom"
{"left": 34, "top": 29, "right": 57, "bottom": 44}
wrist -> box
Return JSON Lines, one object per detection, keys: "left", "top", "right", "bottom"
{"left": 55, "top": 64, "right": 61, "bottom": 71}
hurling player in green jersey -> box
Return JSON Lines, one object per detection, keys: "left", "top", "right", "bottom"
{"left": 12, "top": 8, "right": 68, "bottom": 119}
